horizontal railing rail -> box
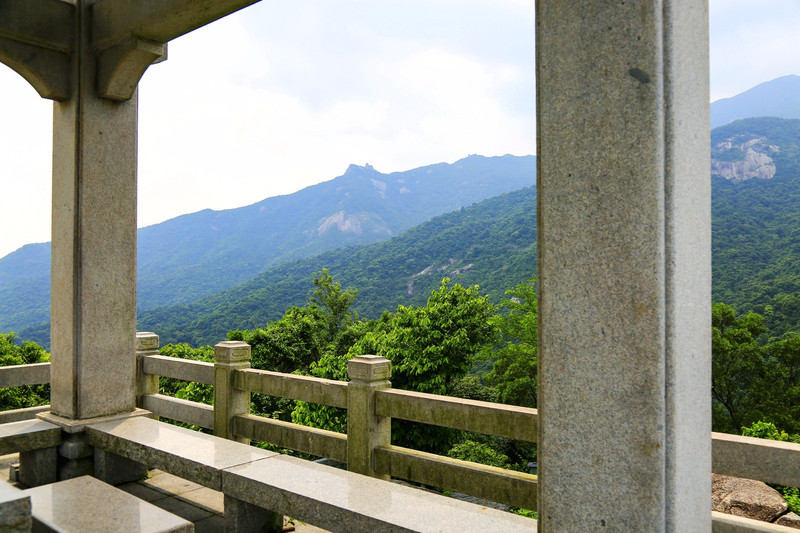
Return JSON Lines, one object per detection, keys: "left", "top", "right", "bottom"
{"left": 234, "top": 368, "right": 348, "bottom": 408}
{"left": 0, "top": 405, "right": 51, "bottom": 424}
{"left": 232, "top": 413, "right": 347, "bottom": 463}
{"left": 142, "top": 354, "right": 214, "bottom": 385}
{"left": 712, "top": 431, "right": 800, "bottom": 489}
{"left": 0, "top": 362, "right": 53, "bottom": 423}
{"left": 0, "top": 362, "right": 50, "bottom": 388}
{"left": 374, "top": 444, "right": 537, "bottom": 510}
{"left": 142, "top": 393, "right": 214, "bottom": 430}
{"left": 375, "top": 388, "right": 538, "bottom": 443}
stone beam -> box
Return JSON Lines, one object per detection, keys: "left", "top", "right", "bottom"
{"left": 91, "top": 0, "right": 261, "bottom": 51}
{"left": 0, "top": 0, "right": 73, "bottom": 52}
{"left": 0, "top": 0, "right": 73, "bottom": 100}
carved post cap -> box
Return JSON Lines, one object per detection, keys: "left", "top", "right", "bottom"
{"left": 214, "top": 341, "right": 251, "bottom": 364}
{"left": 135, "top": 332, "right": 159, "bottom": 352}
{"left": 347, "top": 355, "right": 391, "bottom": 383}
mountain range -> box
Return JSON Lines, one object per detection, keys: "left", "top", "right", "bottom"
{"left": 6, "top": 75, "right": 800, "bottom": 348}
{"left": 0, "top": 154, "right": 534, "bottom": 335}
{"left": 711, "top": 74, "right": 800, "bottom": 129}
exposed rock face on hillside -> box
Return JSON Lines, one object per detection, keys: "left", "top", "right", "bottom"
{"left": 711, "top": 135, "right": 779, "bottom": 183}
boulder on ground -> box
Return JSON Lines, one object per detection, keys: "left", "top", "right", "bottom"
{"left": 712, "top": 473, "right": 788, "bottom": 523}
{"left": 776, "top": 511, "right": 800, "bottom": 529}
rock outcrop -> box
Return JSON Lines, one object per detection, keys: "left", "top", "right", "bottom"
{"left": 712, "top": 473, "right": 798, "bottom": 528}
{"left": 711, "top": 136, "right": 779, "bottom": 183}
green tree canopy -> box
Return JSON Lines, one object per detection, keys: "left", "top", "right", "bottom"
{"left": 0, "top": 333, "right": 50, "bottom": 411}
{"left": 481, "top": 277, "right": 538, "bottom": 407}
{"left": 712, "top": 302, "right": 766, "bottom": 432}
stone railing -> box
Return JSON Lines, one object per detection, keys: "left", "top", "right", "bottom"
{"left": 0, "top": 362, "right": 51, "bottom": 424}
{"left": 134, "top": 332, "right": 538, "bottom": 510}
{"left": 5, "top": 333, "right": 800, "bottom": 529}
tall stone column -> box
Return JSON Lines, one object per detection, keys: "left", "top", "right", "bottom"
{"left": 536, "top": 1, "right": 710, "bottom": 531}
{"left": 49, "top": 0, "right": 138, "bottom": 420}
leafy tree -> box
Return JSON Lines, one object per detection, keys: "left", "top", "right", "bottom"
{"left": 229, "top": 271, "right": 363, "bottom": 420}
{"left": 349, "top": 279, "right": 496, "bottom": 395}
{"left": 481, "top": 277, "right": 538, "bottom": 407}
{"left": 0, "top": 333, "right": 50, "bottom": 411}
{"left": 750, "top": 335, "right": 800, "bottom": 434}
{"left": 295, "top": 279, "right": 496, "bottom": 453}
{"left": 228, "top": 306, "right": 325, "bottom": 375}
{"left": 711, "top": 303, "right": 766, "bottom": 432}
{"left": 309, "top": 268, "right": 359, "bottom": 344}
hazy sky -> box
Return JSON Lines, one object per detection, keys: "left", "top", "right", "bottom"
{"left": 1, "top": 0, "right": 799, "bottom": 259}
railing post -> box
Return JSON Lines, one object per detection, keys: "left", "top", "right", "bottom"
{"left": 136, "top": 332, "right": 159, "bottom": 410}
{"left": 347, "top": 355, "right": 391, "bottom": 479}
{"left": 214, "top": 341, "right": 251, "bottom": 444}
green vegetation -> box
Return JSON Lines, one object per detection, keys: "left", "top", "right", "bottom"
{"left": 136, "top": 186, "right": 537, "bottom": 347}
{"left": 0, "top": 154, "right": 535, "bottom": 337}
{"left": 0, "top": 332, "right": 49, "bottom": 411}
{"left": 6, "top": 265, "right": 800, "bottom": 512}
{"left": 712, "top": 118, "right": 800, "bottom": 341}
{"left": 712, "top": 303, "right": 800, "bottom": 435}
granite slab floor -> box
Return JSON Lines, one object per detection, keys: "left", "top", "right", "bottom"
{"left": 0, "top": 452, "right": 328, "bottom": 532}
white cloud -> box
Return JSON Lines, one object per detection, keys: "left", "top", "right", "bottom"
{"left": 3, "top": 1, "right": 800, "bottom": 260}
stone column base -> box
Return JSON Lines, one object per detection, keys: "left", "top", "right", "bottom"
{"left": 35, "top": 409, "right": 153, "bottom": 484}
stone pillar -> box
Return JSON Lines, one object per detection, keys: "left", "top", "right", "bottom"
{"left": 136, "top": 332, "right": 160, "bottom": 409}
{"left": 536, "top": 1, "right": 710, "bottom": 531}
{"left": 49, "top": 0, "right": 138, "bottom": 420}
{"left": 347, "top": 355, "right": 391, "bottom": 480}
{"left": 214, "top": 341, "right": 251, "bottom": 444}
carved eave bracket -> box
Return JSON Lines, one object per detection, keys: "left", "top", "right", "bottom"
{"left": 96, "top": 37, "right": 166, "bottom": 102}
{"left": 0, "top": 36, "right": 71, "bottom": 100}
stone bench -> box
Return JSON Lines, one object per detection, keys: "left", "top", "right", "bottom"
{"left": 86, "top": 416, "right": 535, "bottom": 532}
{"left": 0, "top": 481, "right": 31, "bottom": 532}
{"left": 0, "top": 419, "right": 61, "bottom": 486}
{"left": 22, "top": 475, "right": 194, "bottom": 532}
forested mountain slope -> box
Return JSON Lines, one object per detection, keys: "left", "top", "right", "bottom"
{"left": 136, "top": 187, "right": 537, "bottom": 346}
{"left": 138, "top": 116, "right": 800, "bottom": 346}
{"left": 712, "top": 117, "right": 800, "bottom": 338}
{"left": 0, "top": 154, "right": 534, "bottom": 332}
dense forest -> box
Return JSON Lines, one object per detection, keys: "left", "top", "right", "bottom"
{"left": 135, "top": 187, "right": 537, "bottom": 347}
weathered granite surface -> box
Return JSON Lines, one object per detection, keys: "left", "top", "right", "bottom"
{"left": 536, "top": 0, "right": 710, "bottom": 530}
{"left": 0, "top": 419, "right": 60, "bottom": 455}
{"left": 85, "top": 417, "right": 276, "bottom": 490}
{"left": 0, "top": 482, "right": 31, "bottom": 533}
{"left": 23, "top": 475, "right": 193, "bottom": 532}
{"left": 222, "top": 454, "right": 535, "bottom": 532}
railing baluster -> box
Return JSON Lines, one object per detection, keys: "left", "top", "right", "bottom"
{"left": 213, "top": 341, "right": 251, "bottom": 444}
{"left": 135, "top": 332, "right": 160, "bottom": 411}
{"left": 346, "top": 355, "right": 391, "bottom": 479}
